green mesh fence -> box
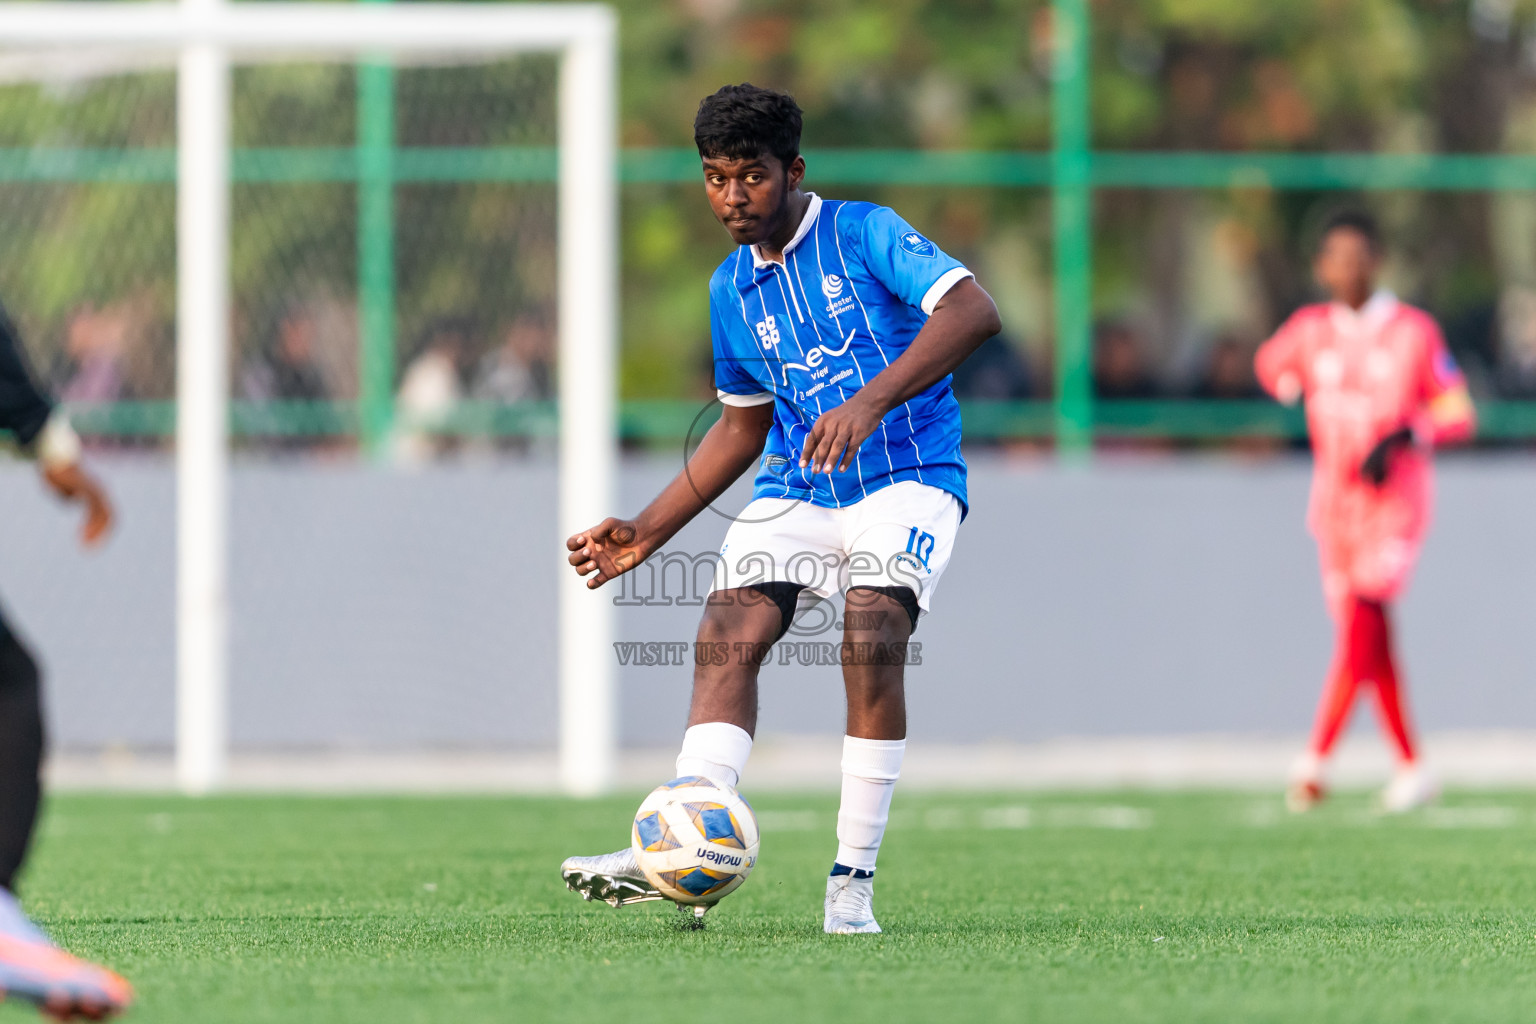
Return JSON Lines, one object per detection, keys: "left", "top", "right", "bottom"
{"left": 5, "top": 0, "right": 1535, "bottom": 450}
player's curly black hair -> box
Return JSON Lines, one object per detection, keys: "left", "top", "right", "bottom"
{"left": 1319, "top": 208, "right": 1382, "bottom": 252}
{"left": 693, "top": 84, "right": 803, "bottom": 167}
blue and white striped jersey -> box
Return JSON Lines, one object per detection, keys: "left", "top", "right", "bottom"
{"left": 710, "top": 193, "right": 973, "bottom": 515}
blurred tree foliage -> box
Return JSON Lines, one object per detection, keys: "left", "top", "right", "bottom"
{"left": 614, "top": 0, "right": 1536, "bottom": 396}
{"left": 1, "top": 0, "right": 1536, "bottom": 403}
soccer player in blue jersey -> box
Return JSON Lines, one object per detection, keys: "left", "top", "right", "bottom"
{"left": 561, "top": 84, "right": 1000, "bottom": 934}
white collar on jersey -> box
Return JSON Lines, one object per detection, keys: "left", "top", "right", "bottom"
{"left": 1329, "top": 288, "right": 1398, "bottom": 332}
{"left": 751, "top": 192, "right": 822, "bottom": 269}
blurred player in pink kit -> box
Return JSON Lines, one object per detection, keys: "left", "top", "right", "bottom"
{"left": 1256, "top": 211, "right": 1475, "bottom": 814}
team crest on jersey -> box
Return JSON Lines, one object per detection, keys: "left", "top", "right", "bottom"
{"left": 1434, "top": 348, "right": 1463, "bottom": 386}
{"left": 822, "top": 275, "right": 856, "bottom": 317}
{"left": 755, "top": 316, "right": 781, "bottom": 350}
{"left": 900, "top": 232, "right": 937, "bottom": 258}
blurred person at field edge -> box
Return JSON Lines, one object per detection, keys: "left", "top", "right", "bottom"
{"left": 1092, "top": 321, "right": 1157, "bottom": 399}
{"left": 58, "top": 304, "right": 131, "bottom": 404}
{"left": 1495, "top": 285, "right": 1536, "bottom": 397}
{"left": 473, "top": 313, "right": 554, "bottom": 403}
{"left": 393, "top": 316, "right": 473, "bottom": 465}
{"left": 239, "top": 303, "right": 335, "bottom": 451}
{"left": 949, "top": 333, "right": 1033, "bottom": 400}
{"left": 240, "top": 302, "right": 331, "bottom": 404}
{"left": 1255, "top": 210, "right": 1475, "bottom": 815}
{"left": 1191, "top": 335, "right": 1264, "bottom": 400}
{"left": 1189, "top": 335, "right": 1283, "bottom": 458}
{"left": 0, "top": 301, "right": 133, "bottom": 1018}
{"left": 1092, "top": 321, "right": 1176, "bottom": 454}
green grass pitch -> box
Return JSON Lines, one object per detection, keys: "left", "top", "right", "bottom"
{"left": 7, "top": 790, "right": 1536, "bottom": 1023}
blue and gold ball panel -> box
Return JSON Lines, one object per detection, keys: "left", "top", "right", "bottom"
{"left": 634, "top": 811, "right": 681, "bottom": 852}
{"left": 680, "top": 801, "right": 745, "bottom": 849}
{"left": 661, "top": 867, "right": 735, "bottom": 899}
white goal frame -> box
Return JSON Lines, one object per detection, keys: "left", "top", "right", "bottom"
{"left": 0, "top": 0, "right": 619, "bottom": 796}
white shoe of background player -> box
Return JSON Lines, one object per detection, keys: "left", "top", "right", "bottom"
{"left": 1285, "top": 751, "right": 1327, "bottom": 813}
{"left": 1381, "top": 764, "right": 1440, "bottom": 814}
{"left": 824, "top": 872, "right": 881, "bottom": 935}
{"left": 560, "top": 848, "right": 663, "bottom": 907}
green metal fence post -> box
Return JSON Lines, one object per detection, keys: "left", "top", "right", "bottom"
{"left": 357, "top": 0, "right": 396, "bottom": 455}
{"left": 1051, "top": 0, "right": 1093, "bottom": 459}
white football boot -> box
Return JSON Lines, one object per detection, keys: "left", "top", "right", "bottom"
{"left": 1285, "top": 751, "right": 1327, "bottom": 813}
{"left": 560, "top": 848, "right": 664, "bottom": 907}
{"left": 824, "top": 873, "right": 881, "bottom": 935}
{"left": 1381, "top": 764, "right": 1440, "bottom": 814}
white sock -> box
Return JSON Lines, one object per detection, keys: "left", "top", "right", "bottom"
{"left": 674, "top": 722, "right": 753, "bottom": 789}
{"left": 834, "top": 735, "right": 906, "bottom": 872}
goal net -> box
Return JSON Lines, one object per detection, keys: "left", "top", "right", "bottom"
{"left": 0, "top": 3, "right": 617, "bottom": 794}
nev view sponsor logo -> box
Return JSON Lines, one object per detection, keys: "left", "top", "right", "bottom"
{"left": 784, "top": 324, "right": 858, "bottom": 401}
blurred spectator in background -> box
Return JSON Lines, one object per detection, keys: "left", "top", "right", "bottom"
{"left": 239, "top": 302, "right": 337, "bottom": 452}
{"left": 1092, "top": 321, "right": 1157, "bottom": 399}
{"left": 473, "top": 313, "right": 554, "bottom": 402}
{"left": 1190, "top": 334, "right": 1264, "bottom": 400}
{"left": 393, "top": 316, "right": 473, "bottom": 465}
{"left": 949, "top": 334, "right": 1034, "bottom": 399}
{"left": 1496, "top": 286, "right": 1536, "bottom": 397}
{"left": 241, "top": 302, "right": 331, "bottom": 404}
{"left": 1188, "top": 333, "right": 1282, "bottom": 457}
{"left": 58, "top": 303, "right": 130, "bottom": 403}
{"left": 1442, "top": 302, "right": 1499, "bottom": 397}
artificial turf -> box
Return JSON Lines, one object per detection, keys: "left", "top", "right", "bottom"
{"left": 6, "top": 790, "right": 1536, "bottom": 1023}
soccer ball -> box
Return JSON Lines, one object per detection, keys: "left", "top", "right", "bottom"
{"left": 631, "top": 776, "right": 760, "bottom": 906}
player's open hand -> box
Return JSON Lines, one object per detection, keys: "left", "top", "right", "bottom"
{"left": 41, "top": 462, "right": 114, "bottom": 548}
{"left": 567, "top": 518, "right": 651, "bottom": 589}
{"left": 801, "top": 394, "right": 884, "bottom": 475}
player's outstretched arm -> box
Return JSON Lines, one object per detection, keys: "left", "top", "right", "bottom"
{"left": 567, "top": 401, "right": 774, "bottom": 589}
{"left": 0, "top": 303, "right": 115, "bottom": 547}
{"left": 1255, "top": 333, "right": 1303, "bottom": 405}
{"left": 1425, "top": 384, "right": 1475, "bottom": 446}
{"left": 42, "top": 459, "right": 114, "bottom": 547}
{"left": 801, "top": 278, "right": 1001, "bottom": 474}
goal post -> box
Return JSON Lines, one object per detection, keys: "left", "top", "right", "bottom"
{"left": 556, "top": 25, "right": 619, "bottom": 798}
{"left": 0, "top": 1, "right": 619, "bottom": 796}
{"left": 177, "top": 11, "right": 231, "bottom": 794}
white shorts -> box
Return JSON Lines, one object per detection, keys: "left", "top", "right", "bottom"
{"left": 709, "top": 481, "right": 963, "bottom": 619}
